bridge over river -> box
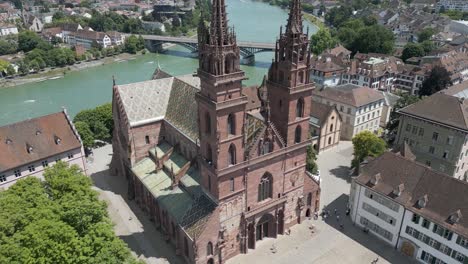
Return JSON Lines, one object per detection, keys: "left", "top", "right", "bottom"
{"left": 133, "top": 34, "right": 276, "bottom": 64}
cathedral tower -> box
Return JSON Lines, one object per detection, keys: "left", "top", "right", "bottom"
{"left": 196, "top": 0, "right": 247, "bottom": 199}
{"left": 267, "top": 0, "right": 313, "bottom": 146}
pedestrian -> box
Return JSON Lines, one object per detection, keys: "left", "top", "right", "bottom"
{"left": 334, "top": 209, "right": 337, "bottom": 215}
{"left": 346, "top": 208, "right": 350, "bottom": 216}
{"left": 339, "top": 223, "right": 344, "bottom": 230}
{"left": 336, "top": 215, "right": 340, "bottom": 221}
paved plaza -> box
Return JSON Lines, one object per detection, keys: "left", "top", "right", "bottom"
{"left": 88, "top": 142, "right": 415, "bottom": 264}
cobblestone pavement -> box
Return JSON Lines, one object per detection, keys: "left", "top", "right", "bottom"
{"left": 89, "top": 143, "right": 415, "bottom": 264}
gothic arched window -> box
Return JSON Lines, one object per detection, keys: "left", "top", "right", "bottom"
{"left": 227, "top": 113, "right": 235, "bottom": 135}
{"left": 258, "top": 173, "right": 273, "bottom": 202}
{"left": 296, "top": 97, "right": 304, "bottom": 118}
{"left": 330, "top": 124, "right": 334, "bottom": 132}
{"left": 207, "top": 242, "right": 213, "bottom": 256}
{"left": 228, "top": 144, "right": 236, "bottom": 165}
{"left": 205, "top": 112, "right": 211, "bottom": 135}
{"left": 295, "top": 125, "right": 302, "bottom": 143}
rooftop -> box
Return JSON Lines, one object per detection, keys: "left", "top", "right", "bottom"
{"left": 312, "top": 84, "right": 384, "bottom": 107}
{"left": 0, "top": 111, "right": 82, "bottom": 172}
{"left": 355, "top": 151, "right": 468, "bottom": 238}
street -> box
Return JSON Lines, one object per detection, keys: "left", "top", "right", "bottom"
{"left": 88, "top": 142, "right": 414, "bottom": 264}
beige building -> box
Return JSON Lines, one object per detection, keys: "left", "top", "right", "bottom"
{"left": 0, "top": 110, "right": 86, "bottom": 189}
{"left": 396, "top": 87, "right": 468, "bottom": 179}
{"left": 309, "top": 101, "right": 341, "bottom": 152}
{"left": 312, "top": 84, "right": 385, "bottom": 140}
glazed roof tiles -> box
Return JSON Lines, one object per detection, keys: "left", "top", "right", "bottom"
{"left": 0, "top": 111, "right": 82, "bottom": 172}
{"left": 355, "top": 151, "right": 468, "bottom": 238}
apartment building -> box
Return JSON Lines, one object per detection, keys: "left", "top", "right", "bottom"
{"left": 393, "top": 64, "right": 428, "bottom": 95}
{"left": 437, "top": 0, "right": 468, "bottom": 12}
{"left": 340, "top": 53, "right": 401, "bottom": 91}
{"left": 0, "top": 110, "right": 86, "bottom": 189}
{"left": 309, "top": 101, "right": 341, "bottom": 153}
{"left": 68, "top": 30, "right": 112, "bottom": 49}
{"left": 312, "top": 84, "right": 385, "bottom": 140}
{"left": 396, "top": 89, "right": 468, "bottom": 179}
{"left": 310, "top": 55, "right": 345, "bottom": 88}
{"left": 350, "top": 148, "right": 468, "bottom": 264}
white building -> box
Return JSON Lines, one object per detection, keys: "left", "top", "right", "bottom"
{"left": 437, "top": 0, "right": 468, "bottom": 12}
{"left": 0, "top": 110, "right": 87, "bottom": 189}
{"left": 312, "top": 84, "right": 385, "bottom": 140}
{"left": 0, "top": 24, "right": 18, "bottom": 36}
{"left": 350, "top": 147, "right": 468, "bottom": 264}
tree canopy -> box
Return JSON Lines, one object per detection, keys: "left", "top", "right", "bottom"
{"left": 73, "top": 103, "right": 113, "bottom": 147}
{"left": 419, "top": 66, "right": 452, "bottom": 97}
{"left": 401, "top": 43, "right": 425, "bottom": 62}
{"left": 310, "top": 28, "right": 338, "bottom": 55}
{"left": 0, "top": 162, "right": 142, "bottom": 264}
{"left": 124, "top": 35, "right": 145, "bottom": 54}
{"left": 351, "top": 131, "right": 386, "bottom": 169}
{"left": 306, "top": 145, "right": 318, "bottom": 174}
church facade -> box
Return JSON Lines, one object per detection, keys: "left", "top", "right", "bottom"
{"left": 110, "top": 0, "right": 321, "bottom": 262}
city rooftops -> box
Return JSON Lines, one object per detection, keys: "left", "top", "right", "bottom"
{"left": 355, "top": 150, "right": 468, "bottom": 238}
{"left": 312, "top": 84, "right": 384, "bottom": 108}
{"left": 0, "top": 111, "right": 82, "bottom": 173}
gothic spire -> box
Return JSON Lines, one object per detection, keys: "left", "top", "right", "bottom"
{"left": 210, "top": 0, "right": 229, "bottom": 46}
{"left": 286, "top": 0, "right": 303, "bottom": 34}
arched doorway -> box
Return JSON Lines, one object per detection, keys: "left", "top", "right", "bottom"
{"left": 207, "top": 258, "right": 214, "bottom": 264}
{"left": 306, "top": 208, "right": 311, "bottom": 218}
{"left": 256, "top": 213, "right": 276, "bottom": 241}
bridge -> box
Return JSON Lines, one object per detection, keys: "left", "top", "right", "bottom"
{"left": 134, "top": 34, "right": 275, "bottom": 64}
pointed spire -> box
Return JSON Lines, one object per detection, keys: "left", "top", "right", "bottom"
{"left": 210, "top": 0, "right": 229, "bottom": 46}
{"left": 286, "top": 0, "right": 303, "bottom": 34}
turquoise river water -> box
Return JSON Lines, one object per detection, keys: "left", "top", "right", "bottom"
{"left": 0, "top": 0, "right": 317, "bottom": 126}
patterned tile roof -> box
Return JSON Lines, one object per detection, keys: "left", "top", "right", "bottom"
{"left": 116, "top": 78, "right": 174, "bottom": 127}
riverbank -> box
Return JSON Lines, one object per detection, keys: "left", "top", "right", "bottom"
{"left": 0, "top": 52, "right": 145, "bottom": 89}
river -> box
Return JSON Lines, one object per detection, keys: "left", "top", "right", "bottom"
{"left": 0, "top": 0, "right": 317, "bottom": 126}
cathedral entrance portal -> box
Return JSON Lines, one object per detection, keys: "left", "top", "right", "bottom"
{"left": 255, "top": 213, "right": 276, "bottom": 241}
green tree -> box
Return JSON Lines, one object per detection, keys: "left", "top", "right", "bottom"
{"left": 418, "top": 28, "right": 435, "bottom": 43}
{"left": 124, "top": 35, "right": 143, "bottom": 54}
{"left": 0, "top": 38, "right": 18, "bottom": 55}
{"left": 310, "top": 28, "right": 337, "bottom": 55}
{"left": 351, "top": 131, "right": 386, "bottom": 169}
{"left": 74, "top": 121, "right": 95, "bottom": 148}
{"left": 18, "top": 31, "right": 44, "bottom": 52}
{"left": 420, "top": 40, "right": 434, "bottom": 54}
{"left": 306, "top": 145, "right": 318, "bottom": 174}
{"left": 0, "top": 59, "right": 11, "bottom": 74}
{"left": 401, "top": 43, "right": 425, "bottom": 62}
{"left": 73, "top": 103, "right": 113, "bottom": 143}
{"left": 352, "top": 24, "right": 395, "bottom": 54}
{"left": 6, "top": 64, "right": 16, "bottom": 76}
{"left": 17, "top": 60, "right": 30, "bottom": 75}
{"left": 419, "top": 66, "right": 452, "bottom": 97}
{"left": 0, "top": 163, "right": 142, "bottom": 264}
{"left": 325, "top": 6, "right": 353, "bottom": 28}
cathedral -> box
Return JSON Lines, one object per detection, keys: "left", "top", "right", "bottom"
{"left": 110, "top": 0, "right": 321, "bottom": 262}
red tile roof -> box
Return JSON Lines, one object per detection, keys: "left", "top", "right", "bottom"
{"left": 0, "top": 111, "right": 82, "bottom": 172}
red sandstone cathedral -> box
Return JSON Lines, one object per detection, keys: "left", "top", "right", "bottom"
{"left": 110, "top": 0, "right": 321, "bottom": 262}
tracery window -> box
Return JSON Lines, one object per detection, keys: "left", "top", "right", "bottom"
{"left": 258, "top": 173, "right": 273, "bottom": 202}
{"left": 296, "top": 97, "right": 304, "bottom": 118}
{"left": 294, "top": 126, "right": 302, "bottom": 143}
{"left": 228, "top": 144, "right": 236, "bottom": 165}
{"left": 227, "top": 113, "right": 235, "bottom": 135}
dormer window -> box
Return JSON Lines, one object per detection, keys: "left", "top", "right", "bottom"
{"left": 5, "top": 138, "right": 12, "bottom": 144}
{"left": 35, "top": 130, "right": 41, "bottom": 135}
{"left": 448, "top": 210, "right": 462, "bottom": 225}
{"left": 26, "top": 144, "right": 33, "bottom": 154}
{"left": 54, "top": 136, "right": 61, "bottom": 145}
{"left": 417, "top": 194, "right": 428, "bottom": 208}
{"left": 369, "top": 173, "right": 381, "bottom": 186}
{"left": 392, "top": 183, "right": 405, "bottom": 197}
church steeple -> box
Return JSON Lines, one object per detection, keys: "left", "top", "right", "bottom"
{"left": 266, "top": 0, "right": 313, "bottom": 146}
{"left": 196, "top": 0, "right": 247, "bottom": 199}
{"left": 286, "top": 0, "right": 303, "bottom": 34}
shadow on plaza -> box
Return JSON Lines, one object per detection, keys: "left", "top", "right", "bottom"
{"left": 321, "top": 194, "right": 417, "bottom": 264}
{"left": 90, "top": 169, "right": 185, "bottom": 264}
{"left": 329, "top": 165, "right": 352, "bottom": 183}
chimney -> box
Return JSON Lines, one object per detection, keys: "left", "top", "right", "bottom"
{"left": 369, "top": 173, "right": 381, "bottom": 185}
{"left": 417, "top": 194, "right": 428, "bottom": 208}
{"left": 392, "top": 183, "right": 405, "bottom": 197}
{"left": 448, "top": 210, "right": 462, "bottom": 224}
